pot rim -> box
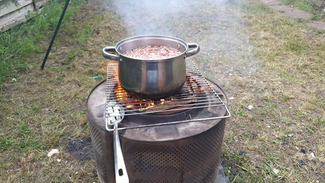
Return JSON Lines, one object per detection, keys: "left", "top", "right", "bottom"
{"left": 114, "top": 34, "right": 189, "bottom": 60}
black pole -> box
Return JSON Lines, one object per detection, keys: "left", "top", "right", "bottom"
{"left": 41, "top": 0, "right": 71, "bottom": 70}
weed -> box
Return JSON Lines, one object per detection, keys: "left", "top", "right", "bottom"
{"left": 234, "top": 108, "right": 246, "bottom": 117}
{"left": 18, "top": 121, "right": 31, "bottom": 137}
{"left": 285, "top": 38, "right": 309, "bottom": 54}
{"left": 0, "top": 121, "right": 43, "bottom": 152}
{"left": 0, "top": 135, "right": 14, "bottom": 151}
{"left": 242, "top": 4, "right": 271, "bottom": 13}
{"left": 315, "top": 117, "right": 324, "bottom": 126}
{"left": 317, "top": 29, "right": 325, "bottom": 34}
{"left": 76, "top": 25, "right": 93, "bottom": 45}
{"left": 62, "top": 52, "right": 76, "bottom": 65}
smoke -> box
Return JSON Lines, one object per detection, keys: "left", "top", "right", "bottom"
{"left": 110, "top": 0, "right": 259, "bottom": 84}
{"left": 111, "top": 0, "right": 229, "bottom": 36}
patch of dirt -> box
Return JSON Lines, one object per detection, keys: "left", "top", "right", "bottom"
{"left": 66, "top": 138, "right": 94, "bottom": 161}
{"left": 261, "top": 0, "right": 325, "bottom": 29}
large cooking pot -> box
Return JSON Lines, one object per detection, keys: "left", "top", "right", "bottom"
{"left": 102, "top": 35, "right": 200, "bottom": 99}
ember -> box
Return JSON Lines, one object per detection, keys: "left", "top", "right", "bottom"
{"left": 106, "top": 62, "right": 203, "bottom": 112}
{"left": 114, "top": 76, "right": 202, "bottom": 112}
{"left": 124, "top": 45, "right": 182, "bottom": 59}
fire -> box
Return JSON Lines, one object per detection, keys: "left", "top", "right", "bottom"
{"left": 107, "top": 62, "right": 172, "bottom": 111}
{"left": 115, "top": 84, "right": 172, "bottom": 110}
{"left": 106, "top": 63, "right": 202, "bottom": 111}
{"left": 114, "top": 82, "right": 172, "bottom": 110}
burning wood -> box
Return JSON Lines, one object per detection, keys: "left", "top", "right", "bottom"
{"left": 114, "top": 76, "right": 203, "bottom": 113}
{"left": 106, "top": 62, "right": 206, "bottom": 113}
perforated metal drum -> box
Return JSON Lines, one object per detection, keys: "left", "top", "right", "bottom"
{"left": 87, "top": 77, "right": 228, "bottom": 183}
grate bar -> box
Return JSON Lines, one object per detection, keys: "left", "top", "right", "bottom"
{"left": 118, "top": 98, "right": 223, "bottom": 108}
{"left": 123, "top": 101, "right": 223, "bottom": 110}
{"left": 122, "top": 102, "right": 225, "bottom": 116}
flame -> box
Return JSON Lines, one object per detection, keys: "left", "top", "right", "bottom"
{"left": 107, "top": 63, "right": 202, "bottom": 111}
{"left": 108, "top": 62, "right": 173, "bottom": 111}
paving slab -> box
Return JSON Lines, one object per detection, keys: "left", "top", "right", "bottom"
{"left": 260, "top": 0, "right": 325, "bottom": 30}
{"left": 270, "top": 5, "right": 313, "bottom": 19}
{"left": 306, "top": 21, "right": 325, "bottom": 30}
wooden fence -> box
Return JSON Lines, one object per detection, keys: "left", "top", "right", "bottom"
{"left": 0, "top": 0, "right": 49, "bottom": 31}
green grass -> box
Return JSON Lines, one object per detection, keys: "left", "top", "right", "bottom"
{"left": 76, "top": 25, "right": 93, "bottom": 45}
{"left": 0, "top": 0, "right": 324, "bottom": 182}
{"left": 0, "top": 121, "right": 43, "bottom": 151}
{"left": 220, "top": 0, "right": 325, "bottom": 182}
{"left": 0, "top": 0, "right": 95, "bottom": 158}
{"left": 0, "top": 0, "right": 82, "bottom": 90}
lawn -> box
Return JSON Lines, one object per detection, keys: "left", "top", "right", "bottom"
{"left": 0, "top": 0, "right": 324, "bottom": 182}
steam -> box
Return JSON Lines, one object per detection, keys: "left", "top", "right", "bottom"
{"left": 111, "top": 0, "right": 229, "bottom": 36}
{"left": 111, "top": 0, "right": 178, "bottom": 35}
{"left": 110, "top": 0, "right": 259, "bottom": 84}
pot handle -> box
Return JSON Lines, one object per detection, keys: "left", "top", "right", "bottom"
{"left": 102, "top": 47, "right": 120, "bottom": 61}
{"left": 185, "top": 43, "right": 200, "bottom": 57}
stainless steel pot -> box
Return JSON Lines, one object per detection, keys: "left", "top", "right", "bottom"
{"left": 102, "top": 35, "right": 200, "bottom": 99}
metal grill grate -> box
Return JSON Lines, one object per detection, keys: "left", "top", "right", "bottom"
{"left": 105, "top": 61, "right": 231, "bottom": 131}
